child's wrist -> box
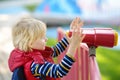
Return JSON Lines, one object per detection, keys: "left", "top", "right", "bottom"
{"left": 66, "top": 54, "right": 76, "bottom": 61}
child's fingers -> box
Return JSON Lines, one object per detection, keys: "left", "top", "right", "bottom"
{"left": 79, "top": 29, "right": 86, "bottom": 42}
{"left": 77, "top": 27, "right": 82, "bottom": 37}
{"left": 70, "top": 17, "right": 77, "bottom": 29}
{"left": 81, "top": 34, "right": 85, "bottom": 42}
{"left": 76, "top": 27, "right": 84, "bottom": 41}
{"left": 72, "top": 26, "right": 76, "bottom": 36}
{"left": 70, "top": 17, "right": 81, "bottom": 30}
{"left": 71, "top": 17, "right": 83, "bottom": 38}
{"left": 74, "top": 17, "right": 81, "bottom": 28}
{"left": 76, "top": 17, "right": 81, "bottom": 25}
{"left": 78, "top": 21, "right": 84, "bottom": 28}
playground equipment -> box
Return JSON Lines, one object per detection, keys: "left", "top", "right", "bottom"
{"left": 57, "top": 28, "right": 118, "bottom": 80}
{"left": 66, "top": 28, "right": 118, "bottom": 47}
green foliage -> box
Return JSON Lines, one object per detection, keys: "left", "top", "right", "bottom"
{"left": 24, "top": 4, "right": 38, "bottom": 12}
{"left": 96, "top": 47, "right": 120, "bottom": 80}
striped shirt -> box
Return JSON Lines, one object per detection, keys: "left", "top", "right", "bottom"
{"left": 52, "top": 37, "right": 69, "bottom": 57}
{"left": 31, "top": 37, "right": 75, "bottom": 79}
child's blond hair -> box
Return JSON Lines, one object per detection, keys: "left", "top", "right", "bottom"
{"left": 12, "top": 17, "right": 46, "bottom": 52}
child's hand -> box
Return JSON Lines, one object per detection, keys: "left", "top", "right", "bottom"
{"left": 70, "top": 17, "right": 83, "bottom": 30}
{"left": 70, "top": 17, "right": 84, "bottom": 48}
{"left": 66, "top": 17, "right": 84, "bottom": 44}
{"left": 67, "top": 17, "right": 85, "bottom": 56}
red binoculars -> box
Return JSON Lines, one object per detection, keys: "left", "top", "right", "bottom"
{"left": 66, "top": 28, "right": 118, "bottom": 47}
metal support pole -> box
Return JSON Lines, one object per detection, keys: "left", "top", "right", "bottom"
{"left": 89, "top": 46, "right": 101, "bottom": 80}
{"left": 89, "top": 46, "right": 96, "bottom": 56}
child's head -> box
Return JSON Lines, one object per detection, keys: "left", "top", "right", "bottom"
{"left": 12, "top": 17, "right": 47, "bottom": 52}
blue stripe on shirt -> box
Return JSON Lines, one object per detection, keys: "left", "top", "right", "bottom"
{"left": 31, "top": 55, "right": 75, "bottom": 78}
{"left": 52, "top": 36, "right": 69, "bottom": 57}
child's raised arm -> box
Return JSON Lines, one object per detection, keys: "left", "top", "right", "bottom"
{"left": 66, "top": 17, "right": 84, "bottom": 57}
{"left": 51, "top": 17, "right": 84, "bottom": 57}
{"left": 52, "top": 36, "right": 69, "bottom": 57}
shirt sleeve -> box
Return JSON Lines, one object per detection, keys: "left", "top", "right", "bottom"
{"left": 52, "top": 36, "right": 69, "bottom": 57}
{"left": 31, "top": 55, "right": 75, "bottom": 79}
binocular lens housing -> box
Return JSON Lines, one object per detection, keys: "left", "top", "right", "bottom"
{"left": 66, "top": 28, "right": 118, "bottom": 47}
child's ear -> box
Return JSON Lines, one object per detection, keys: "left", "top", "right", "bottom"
{"left": 28, "top": 42, "right": 32, "bottom": 48}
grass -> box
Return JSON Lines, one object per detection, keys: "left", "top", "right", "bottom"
{"left": 96, "top": 47, "right": 120, "bottom": 80}
{"left": 46, "top": 38, "right": 58, "bottom": 63}
{"left": 47, "top": 38, "right": 120, "bottom": 80}
{"left": 46, "top": 38, "right": 57, "bottom": 47}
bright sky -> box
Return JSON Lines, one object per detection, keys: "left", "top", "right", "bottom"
{"left": 77, "top": 0, "right": 120, "bottom": 11}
